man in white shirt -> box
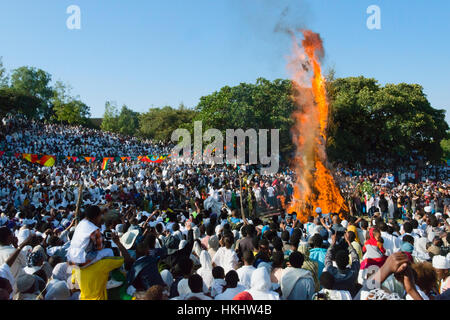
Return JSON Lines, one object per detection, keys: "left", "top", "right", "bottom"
{"left": 399, "top": 221, "right": 420, "bottom": 243}
{"left": 379, "top": 222, "right": 400, "bottom": 255}
{"left": 212, "top": 235, "right": 238, "bottom": 275}
{"left": 214, "top": 270, "right": 246, "bottom": 300}
{"left": 236, "top": 250, "right": 256, "bottom": 289}
{"left": 0, "top": 227, "right": 29, "bottom": 294}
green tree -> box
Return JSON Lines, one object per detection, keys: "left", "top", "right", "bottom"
{"left": 327, "top": 76, "right": 379, "bottom": 163}
{"left": 51, "top": 81, "right": 91, "bottom": 125}
{"left": 0, "top": 57, "right": 8, "bottom": 88}
{"left": 440, "top": 133, "right": 450, "bottom": 161}
{"left": 0, "top": 87, "right": 42, "bottom": 117}
{"left": 101, "top": 101, "right": 120, "bottom": 133}
{"left": 54, "top": 100, "right": 90, "bottom": 125}
{"left": 139, "top": 104, "right": 197, "bottom": 141}
{"left": 117, "top": 105, "right": 140, "bottom": 136}
{"left": 327, "top": 77, "right": 449, "bottom": 163}
{"left": 194, "top": 78, "right": 295, "bottom": 154}
{"left": 10, "top": 66, "right": 54, "bottom": 119}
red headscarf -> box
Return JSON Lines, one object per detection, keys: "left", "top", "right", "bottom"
{"left": 361, "top": 228, "right": 387, "bottom": 270}
{"left": 363, "top": 228, "right": 386, "bottom": 255}
{"left": 233, "top": 292, "right": 253, "bottom": 300}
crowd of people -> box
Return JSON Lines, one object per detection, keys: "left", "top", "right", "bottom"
{"left": 0, "top": 115, "right": 449, "bottom": 300}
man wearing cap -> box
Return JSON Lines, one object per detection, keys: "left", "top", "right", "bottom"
{"left": 432, "top": 255, "right": 450, "bottom": 294}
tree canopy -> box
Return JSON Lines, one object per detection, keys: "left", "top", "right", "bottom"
{"left": 100, "top": 103, "right": 140, "bottom": 136}
{"left": 327, "top": 77, "right": 449, "bottom": 163}
{"left": 194, "top": 78, "right": 295, "bottom": 154}
{"left": 52, "top": 81, "right": 90, "bottom": 125}
{"left": 0, "top": 55, "right": 448, "bottom": 164}
{"left": 441, "top": 135, "right": 450, "bottom": 161}
{"left": 0, "top": 87, "right": 43, "bottom": 118}
{"left": 0, "top": 57, "right": 8, "bottom": 88}
{"left": 193, "top": 76, "right": 448, "bottom": 164}
{"left": 117, "top": 105, "right": 140, "bottom": 136}
{"left": 10, "top": 66, "right": 54, "bottom": 119}
{"left": 139, "top": 104, "right": 197, "bottom": 141}
{"left": 0, "top": 60, "right": 91, "bottom": 125}
{"left": 100, "top": 101, "right": 120, "bottom": 133}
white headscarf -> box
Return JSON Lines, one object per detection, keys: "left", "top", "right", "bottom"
{"left": 215, "top": 225, "right": 222, "bottom": 236}
{"left": 52, "top": 263, "right": 69, "bottom": 281}
{"left": 193, "top": 227, "right": 200, "bottom": 240}
{"left": 179, "top": 240, "right": 187, "bottom": 250}
{"left": 197, "top": 250, "right": 214, "bottom": 288}
{"left": 45, "top": 280, "right": 71, "bottom": 300}
{"left": 160, "top": 269, "right": 174, "bottom": 288}
{"left": 413, "top": 237, "right": 430, "bottom": 262}
{"left": 177, "top": 278, "right": 191, "bottom": 298}
{"left": 192, "top": 241, "right": 202, "bottom": 257}
{"left": 246, "top": 267, "right": 280, "bottom": 300}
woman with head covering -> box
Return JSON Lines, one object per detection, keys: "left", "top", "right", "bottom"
{"left": 192, "top": 227, "right": 201, "bottom": 241}
{"left": 245, "top": 267, "right": 280, "bottom": 300}
{"left": 160, "top": 269, "right": 174, "bottom": 288}
{"left": 51, "top": 262, "right": 70, "bottom": 282}
{"left": 298, "top": 244, "right": 320, "bottom": 292}
{"left": 413, "top": 237, "right": 431, "bottom": 262}
{"left": 196, "top": 250, "right": 214, "bottom": 289}
{"left": 14, "top": 274, "right": 42, "bottom": 300}
{"left": 360, "top": 228, "right": 387, "bottom": 282}
{"left": 190, "top": 241, "right": 202, "bottom": 267}
{"left": 207, "top": 235, "right": 220, "bottom": 259}
{"left": 233, "top": 291, "right": 253, "bottom": 300}
{"left": 44, "top": 280, "right": 71, "bottom": 300}
{"left": 178, "top": 240, "right": 187, "bottom": 251}
{"left": 171, "top": 277, "right": 191, "bottom": 300}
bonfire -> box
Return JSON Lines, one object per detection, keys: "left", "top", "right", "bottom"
{"left": 285, "top": 30, "right": 348, "bottom": 223}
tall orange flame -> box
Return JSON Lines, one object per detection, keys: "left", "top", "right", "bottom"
{"left": 286, "top": 30, "right": 348, "bottom": 223}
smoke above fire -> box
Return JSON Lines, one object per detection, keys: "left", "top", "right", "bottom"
{"left": 285, "top": 29, "right": 348, "bottom": 223}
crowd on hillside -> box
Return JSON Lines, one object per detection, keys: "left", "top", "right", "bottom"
{"left": 0, "top": 115, "right": 449, "bottom": 300}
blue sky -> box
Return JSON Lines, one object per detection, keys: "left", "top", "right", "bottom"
{"left": 0, "top": 0, "right": 449, "bottom": 124}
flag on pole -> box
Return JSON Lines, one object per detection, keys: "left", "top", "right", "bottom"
{"left": 121, "top": 157, "right": 131, "bottom": 162}
{"left": 85, "top": 157, "right": 96, "bottom": 163}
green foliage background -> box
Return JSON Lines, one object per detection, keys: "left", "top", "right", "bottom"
{"left": 0, "top": 56, "right": 448, "bottom": 164}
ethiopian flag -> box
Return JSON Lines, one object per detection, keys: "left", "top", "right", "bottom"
{"left": 39, "top": 155, "right": 56, "bottom": 167}
{"left": 102, "top": 157, "right": 114, "bottom": 170}
{"left": 150, "top": 155, "right": 166, "bottom": 163}
{"left": 23, "top": 154, "right": 39, "bottom": 163}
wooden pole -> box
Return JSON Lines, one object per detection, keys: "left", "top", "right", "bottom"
{"left": 74, "top": 183, "right": 83, "bottom": 225}
{"left": 239, "top": 172, "right": 248, "bottom": 225}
